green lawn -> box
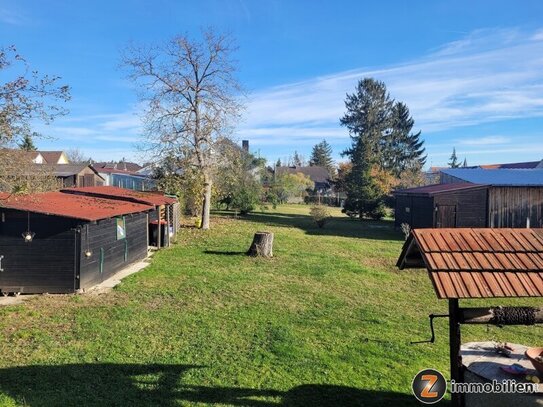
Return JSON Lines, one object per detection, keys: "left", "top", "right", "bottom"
{"left": 0, "top": 204, "right": 540, "bottom": 406}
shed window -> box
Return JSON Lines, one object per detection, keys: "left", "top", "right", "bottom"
{"left": 405, "top": 207, "right": 410, "bottom": 213}
{"left": 116, "top": 217, "right": 126, "bottom": 240}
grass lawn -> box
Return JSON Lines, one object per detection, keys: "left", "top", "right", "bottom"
{"left": 0, "top": 204, "right": 541, "bottom": 406}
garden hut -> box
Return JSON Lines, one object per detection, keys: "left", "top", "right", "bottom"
{"left": 394, "top": 183, "right": 488, "bottom": 229}
{"left": 0, "top": 191, "right": 154, "bottom": 294}
{"left": 61, "top": 186, "right": 179, "bottom": 248}
{"left": 397, "top": 228, "right": 543, "bottom": 406}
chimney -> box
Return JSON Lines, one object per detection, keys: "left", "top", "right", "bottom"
{"left": 242, "top": 140, "right": 249, "bottom": 152}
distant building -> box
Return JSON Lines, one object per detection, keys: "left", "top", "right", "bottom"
{"left": 38, "top": 151, "right": 69, "bottom": 164}
{"left": 92, "top": 162, "right": 155, "bottom": 191}
{"left": 40, "top": 163, "right": 105, "bottom": 187}
{"left": 274, "top": 165, "right": 332, "bottom": 193}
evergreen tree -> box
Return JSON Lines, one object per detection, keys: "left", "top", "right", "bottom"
{"left": 309, "top": 139, "right": 335, "bottom": 175}
{"left": 385, "top": 102, "right": 426, "bottom": 176}
{"left": 275, "top": 158, "right": 281, "bottom": 167}
{"left": 448, "top": 148, "right": 460, "bottom": 168}
{"left": 18, "top": 133, "right": 37, "bottom": 151}
{"left": 341, "top": 79, "right": 391, "bottom": 218}
{"left": 342, "top": 136, "right": 383, "bottom": 219}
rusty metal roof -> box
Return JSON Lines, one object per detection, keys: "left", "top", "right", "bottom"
{"left": 397, "top": 228, "right": 543, "bottom": 299}
{"left": 0, "top": 191, "right": 153, "bottom": 221}
{"left": 393, "top": 182, "right": 486, "bottom": 196}
{"left": 61, "top": 186, "right": 177, "bottom": 206}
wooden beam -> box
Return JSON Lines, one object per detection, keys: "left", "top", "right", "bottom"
{"left": 449, "top": 299, "right": 464, "bottom": 407}
{"left": 460, "top": 306, "right": 543, "bottom": 325}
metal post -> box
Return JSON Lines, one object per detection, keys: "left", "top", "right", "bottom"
{"left": 449, "top": 299, "right": 464, "bottom": 407}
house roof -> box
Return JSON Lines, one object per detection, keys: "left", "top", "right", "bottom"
{"left": 393, "top": 182, "right": 487, "bottom": 196}
{"left": 38, "top": 151, "right": 66, "bottom": 164}
{"left": 93, "top": 161, "right": 143, "bottom": 173}
{"left": 441, "top": 168, "right": 543, "bottom": 186}
{"left": 61, "top": 186, "right": 176, "bottom": 206}
{"left": 397, "top": 228, "right": 543, "bottom": 299}
{"left": 0, "top": 191, "right": 153, "bottom": 221}
{"left": 36, "top": 163, "right": 104, "bottom": 179}
{"left": 275, "top": 166, "right": 331, "bottom": 183}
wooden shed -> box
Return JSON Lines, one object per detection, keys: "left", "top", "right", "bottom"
{"left": 394, "top": 183, "right": 489, "bottom": 229}
{"left": 0, "top": 191, "right": 154, "bottom": 294}
{"left": 61, "top": 186, "right": 179, "bottom": 248}
{"left": 440, "top": 168, "right": 543, "bottom": 228}
{"left": 42, "top": 163, "right": 105, "bottom": 187}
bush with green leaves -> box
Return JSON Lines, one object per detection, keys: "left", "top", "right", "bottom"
{"left": 310, "top": 205, "right": 331, "bottom": 228}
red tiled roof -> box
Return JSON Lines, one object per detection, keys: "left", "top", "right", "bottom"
{"left": 61, "top": 186, "right": 176, "bottom": 206}
{"left": 397, "top": 228, "right": 543, "bottom": 299}
{"left": 0, "top": 191, "right": 153, "bottom": 221}
{"left": 393, "top": 182, "right": 486, "bottom": 196}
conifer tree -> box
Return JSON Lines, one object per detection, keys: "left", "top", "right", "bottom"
{"left": 18, "top": 133, "right": 37, "bottom": 151}
{"left": 309, "top": 139, "right": 335, "bottom": 175}
{"left": 448, "top": 148, "right": 460, "bottom": 168}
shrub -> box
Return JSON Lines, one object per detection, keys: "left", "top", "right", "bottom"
{"left": 310, "top": 205, "right": 331, "bottom": 228}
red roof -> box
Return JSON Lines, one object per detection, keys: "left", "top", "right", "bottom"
{"left": 61, "top": 186, "right": 177, "bottom": 206}
{"left": 397, "top": 228, "right": 543, "bottom": 299}
{"left": 394, "top": 183, "right": 486, "bottom": 196}
{"left": 0, "top": 191, "right": 153, "bottom": 221}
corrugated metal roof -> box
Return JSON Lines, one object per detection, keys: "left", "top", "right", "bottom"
{"left": 397, "top": 228, "right": 543, "bottom": 299}
{"left": 61, "top": 186, "right": 177, "bottom": 206}
{"left": 0, "top": 191, "right": 153, "bottom": 221}
{"left": 441, "top": 168, "right": 543, "bottom": 186}
{"left": 479, "top": 161, "right": 542, "bottom": 169}
{"left": 394, "top": 182, "right": 486, "bottom": 196}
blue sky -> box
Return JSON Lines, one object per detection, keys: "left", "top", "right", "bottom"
{"left": 1, "top": 0, "right": 543, "bottom": 167}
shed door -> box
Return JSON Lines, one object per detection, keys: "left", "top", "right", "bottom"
{"left": 435, "top": 205, "right": 457, "bottom": 228}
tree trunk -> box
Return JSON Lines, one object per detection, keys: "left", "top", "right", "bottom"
{"left": 247, "top": 232, "right": 274, "bottom": 257}
{"left": 201, "top": 173, "right": 212, "bottom": 230}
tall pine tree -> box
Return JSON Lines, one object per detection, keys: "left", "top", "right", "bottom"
{"left": 341, "top": 79, "right": 391, "bottom": 218}
{"left": 340, "top": 78, "right": 426, "bottom": 218}
{"left": 385, "top": 102, "right": 426, "bottom": 176}
{"left": 18, "top": 133, "right": 37, "bottom": 151}
{"left": 448, "top": 148, "right": 460, "bottom": 168}
{"left": 309, "top": 139, "right": 335, "bottom": 175}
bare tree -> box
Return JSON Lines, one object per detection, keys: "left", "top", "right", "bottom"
{"left": 0, "top": 45, "right": 69, "bottom": 195}
{"left": 65, "top": 148, "right": 89, "bottom": 164}
{"left": 0, "top": 45, "right": 70, "bottom": 146}
{"left": 0, "top": 150, "right": 60, "bottom": 194}
{"left": 122, "top": 30, "right": 243, "bottom": 230}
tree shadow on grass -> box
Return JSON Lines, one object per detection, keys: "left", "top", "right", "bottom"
{"left": 215, "top": 211, "right": 403, "bottom": 242}
{"left": 0, "top": 363, "right": 427, "bottom": 406}
{"left": 204, "top": 250, "right": 247, "bottom": 256}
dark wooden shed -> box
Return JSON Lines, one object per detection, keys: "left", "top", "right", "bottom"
{"left": 440, "top": 168, "right": 543, "bottom": 228}
{"left": 0, "top": 191, "right": 153, "bottom": 294}
{"left": 394, "top": 183, "right": 488, "bottom": 229}
{"left": 61, "top": 186, "right": 178, "bottom": 248}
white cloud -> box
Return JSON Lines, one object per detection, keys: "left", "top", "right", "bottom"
{"left": 240, "top": 27, "right": 543, "bottom": 145}
{"left": 458, "top": 136, "right": 511, "bottom": 146}
{"left": 0, "top": 6, "right": 27, "bottom": 25}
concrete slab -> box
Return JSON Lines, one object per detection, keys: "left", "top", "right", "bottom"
{"left": 83, "top": 258, "right": 152, "bottom": 295}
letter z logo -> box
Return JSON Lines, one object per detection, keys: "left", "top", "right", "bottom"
{"left": 412, "top": 369, "right": 446, "bottom": 404}
{"left": 420, "top": 374, "right": 439, "bottom": 398}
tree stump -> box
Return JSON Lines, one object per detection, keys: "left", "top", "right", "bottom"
{"left": 247, "top": 232, "right": 274, "bottom": 257}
